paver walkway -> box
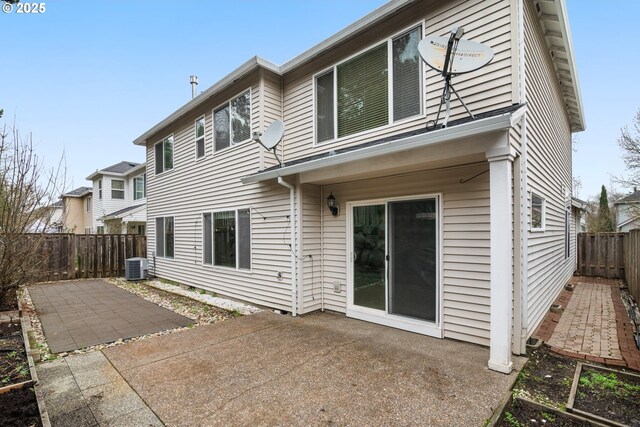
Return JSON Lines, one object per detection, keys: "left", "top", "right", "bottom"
{"left": 547, "top": 281, "right": 622, "bottom": 359}
{"left": 29, "top": 280, "right": 192, "bottom": 353}
{"left": 536, "top": 276, "right": 640, "bottom": 371}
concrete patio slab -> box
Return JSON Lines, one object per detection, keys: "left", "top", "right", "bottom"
{"left": 29, "top": 280, "right": 192, "bottom": 352}
{"left": 36, "top": 351, "right": 163, "bottom": 427}
{"left": 104, "top": 311, "right": 525, "bottom": 427}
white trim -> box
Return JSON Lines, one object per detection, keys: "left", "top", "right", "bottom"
{"left": 194, "top": 115, "right": 206, "bottom": 161}
{"left": 212, "top": 88, "right": 253, "bottom": 153}
{"left": 242, "top": 109, "right": 520, "bottom": 184}
{"left": 154, "top": 134, "right": 175, "bottom": 176}
{"left": 530, "top": 192, "right": 545, "bottom": 232}
{"left": 133, "top": 174, "right": 145, "bottom": 201}
{"left": 110, "top": 178, "right": 125, "bottom": 200}
{"left": 201, "top": 208, "right": 252, "bottom": 272}
{"left": 312, "top": 22, "right": 425, "bottom": 146}
{"left": 345, "top": 194, "right": 443, "bottom": 339}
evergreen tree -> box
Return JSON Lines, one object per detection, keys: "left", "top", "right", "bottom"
{"left": 598, "top": 185, "right": 615, "bottom": 232}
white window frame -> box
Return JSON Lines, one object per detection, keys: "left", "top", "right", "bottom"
{"left": 531, "top": 192, "right": 545, "bottom": 232}
{"left": 86, "top": 195, "right": 91, "bottom": 212}
{"left": 156, "top": 216, "right": 175, "bottom": 259}
{"left": 202, "top": 208, "right": 251, "bottom": 271}
{"left": 111, "top": 179, "right": 125, "bottom": 200}
{"left": 98, "top": 179, "right": 102, "bottom": 199}
{"left": 96, "top": 225, "right": 104, "bottom": 234}
{"left": 313, "top": 22, "right": 425, "bottom": 146}
{"left": 212, "top": 88, "right": 252, "bottom": 153}
{"left": 154, "top": 134, "right": 174, "bottom": 175}
{"left": 133, "top": 174, "right": 145, "bottom": 200}
{"left": 195, "top": 115, "right": 206, "bottom": 160}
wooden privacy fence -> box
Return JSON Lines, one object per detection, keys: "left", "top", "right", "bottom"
{"left": 576, "top": 232, "right": 627, "bottom": 279}
{"left": 627, "top": 229, "right": 640, "bottom": 303}
{"left": 32, "top": 233, "right": 146, "bottom": 281}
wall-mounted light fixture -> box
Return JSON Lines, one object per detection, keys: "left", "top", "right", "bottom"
{"left": 327, "top": 192, "right": 339, "bottom": 216}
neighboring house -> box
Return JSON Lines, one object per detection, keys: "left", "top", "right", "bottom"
{"left": 60, "top": 186, "right": 93, "bottom": 233}
{"left": 86, "top": 161, "right": 147, "bottom": 235}
{"left": 133, "top": 0, "right": 584, "bottom": 373}
{"left": 615, "top": 188, "right": 640, "bottom": 232}
{"left": 29, "top": 201, "right": 64, "bottom": 233}
{"left": 572, "top": 197, "right": 587, "bottom": 233}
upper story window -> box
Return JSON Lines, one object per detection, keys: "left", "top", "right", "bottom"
{"left": 214, "top": 89, "right": 251, "bottom": 152}
{"left": 315, "top": 25, "right": 422, "bottom": 143}
{"left": 531, "top": 193, "right": 545, "bottom": 231}
{"left": 98, "top": 179, "right": 102, "bottom": 199}
{"left": 134, "top": 175, "right": 145, "bottom": 200}
{"left": 86, "top": 195, "right": 92, "bottom": 212}
{"left": 195, "top": 116, "right": 205, "bottom": 159}
{"left": 111, "top": 179, "right": 125, "bottom": 199}
{"left": 155, "top": 135, "right": 174, "bottom": 175}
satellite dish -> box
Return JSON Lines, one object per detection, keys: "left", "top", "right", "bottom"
{"left": 418, "top": 27, "right": 494, "bottom": 128}
{"left": 418, "top": 36, "right": 493, "bottom": 75}
{"left": 254, "top": 120, "right": 285, "bottom": 167}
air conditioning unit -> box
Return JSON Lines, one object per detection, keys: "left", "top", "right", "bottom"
{"left": 125, "top": 257, "right": 148, "bottom": 281}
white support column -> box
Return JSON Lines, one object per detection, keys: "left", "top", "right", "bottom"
{"left": 486, "top": 145, "right": 516, "bottom": 374}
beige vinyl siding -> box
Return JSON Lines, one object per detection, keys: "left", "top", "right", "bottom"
{"left": 318, "top": 163, "right": 491, "bottom": 345}
{"left": 299, "top": 184, "right": 322, "bottom": 313}
{"left": 145, "top": 78, "right": 297, "bottom": 311}
{"left": 280, "top": 0, "right": 514, "bottom": 164}
{"left": 261, "top": 70, "right": 284, "bottom": 170}
{"left": 524, "top": 0, "right": 574, "bottom": 337}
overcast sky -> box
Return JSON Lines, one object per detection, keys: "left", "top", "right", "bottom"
{"left": 1, "top": 0, "right": 638, "bottom": 200}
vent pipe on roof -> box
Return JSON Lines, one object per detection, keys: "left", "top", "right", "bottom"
{"left": 190, "top": 75, "right": 198, "bottom": 99}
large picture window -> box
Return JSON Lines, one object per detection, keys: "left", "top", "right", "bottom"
{"left": 315, "top": 25, "right": 422, "bottom": 143}
{"left": 155, "top": 135, "right": 174, "bottom": 174}
{"left": 214, "top": 89, "right": 251, "bottom": 152}
{"left": 156, "top": 216, "right": 174, "bottom": 258}
{"left": 202, "top": 208, "right": 250, "bottom": 270}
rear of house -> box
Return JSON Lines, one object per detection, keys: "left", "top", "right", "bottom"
{"left": 133, "top": 0, "right": 584, "bottom": 373}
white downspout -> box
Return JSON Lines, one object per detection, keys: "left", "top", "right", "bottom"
{"left": 518, "top": 0, "right": 529, "bottom": 354}
{"left": 278, "top": 177, "right": 297, "bottom": 317}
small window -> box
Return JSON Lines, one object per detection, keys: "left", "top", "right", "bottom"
{"left": 155, "top": 216, "right": 174, "bottom": 258}
{"left": 137, "top": 224, "right": 146, "bottom": 236}
{"left": 86, "top": 195, "right": 92, "bottom": 212}
{"left": 202, "top": 208, "right": 250, "bottom": 269}
{"left": 565, "top": 209, "right": 570, "bottom": 259}
{"left": 195, "top": 116, "right": 205, "bottom": 159}
{"left": 155, "top": 135, "right": 174, "bottom": 174}
{"left": 214, "top": 89, "right": 251, "bottom": 151}
{"left": 98, "top": 179, "right": 102, "bottom": 199}
{"left": 531, "top": 193, "right": 545, "bottom": 231}
{"left": 97, "top": 225, "right": 104, "bottom": 234}
{"left": 134, "top": 175, "right": 145, "bottom": 200}
{"left": 84, "top": 227, "right": 91, "bottom": 234}
{"left": 111, "top": 179, "right": 125, "bottom": 199}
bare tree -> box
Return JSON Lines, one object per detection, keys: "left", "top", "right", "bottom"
{"left": 617, "top": 109, "right": 640, "bottom": 188}
{"left": 0, "top": 123, "right": 66, "bottom": 309}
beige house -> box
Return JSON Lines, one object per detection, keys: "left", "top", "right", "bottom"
{"left": 60, "top": 187, "right": 93, "bottom": 234}
{"left": 133, "top": 0, "right": 584, "bottom": 373}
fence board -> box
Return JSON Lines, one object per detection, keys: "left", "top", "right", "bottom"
{"left": 26, "top": 233, "right": 146, "bottom": 281}
{"left": 627, "top": 230, "right": 640, "bottom": 303}
{"left": 577, "top": 233, "right": 626, "bottom": 279}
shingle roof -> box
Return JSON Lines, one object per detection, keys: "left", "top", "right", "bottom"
{"left": 617, "top": 189, "right": 640, "bottom": 204}
{"left": 104, "top": 203, "right": 145, "bottom": 219}
{"left": 63, "top": 186, "right": 92, "bottom": 198}
{"left": 101, "top": 161, "right": 140, "bottom": 174}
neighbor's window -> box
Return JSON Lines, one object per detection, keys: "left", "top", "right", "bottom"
{"left": 133, "top": 175, "right": 145, "bottom": 200}
{"left": 86, "top": 195, "right": 92, "bottom": 212}
{"left": 155, "top": 216, "right": 174, "bottom": 258}
{"left": 98, "top": 179, "right": 103, "bottom": 199}
{"left": 214, "top": 89, "right": 251, "bottom": 151}
{"left": 195, "top": 116, "right": 205, "bottom": 159}
{"left": 97, "top": 225, "right": 104, "bottom": 234}
{"left": 531, "top": 193, "right": 545, "bottom": 230}
{"left": 111, "top": 179, "right": 125, "bottom": 199}
{"left": 155, "top": 135, "right": 174, "bottom": 174}
{"left": 315, "top": 25, "right": 422, "bottom": 143}
{"left": 565, "top": 209, "right": 570, "bottom": 259}
{"left": 202, "top": 208, "right": 250, "bottom": 269}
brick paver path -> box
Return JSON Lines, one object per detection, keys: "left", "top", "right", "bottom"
{"left": 29, "top": 280, "right": 192, "bottom": 353}
{"left": 548, "top": 282, "right": 622, "bottom": 359}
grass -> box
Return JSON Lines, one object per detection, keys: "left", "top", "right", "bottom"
{"left": 503, "top": 411, "right": 521, "bottom": 427}
{"left": 579, "top": 370, "right": 640, "bottom": 397}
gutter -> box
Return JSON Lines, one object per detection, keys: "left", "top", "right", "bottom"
{"left": 242, "top": 110, "right": 521, "bottom": 184}
{"left": 277, "top": 177, "right": 297, "bottom": 317}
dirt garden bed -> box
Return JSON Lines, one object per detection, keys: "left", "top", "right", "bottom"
{"left": 0, "top": 317, "right": 42, "bottom": 427}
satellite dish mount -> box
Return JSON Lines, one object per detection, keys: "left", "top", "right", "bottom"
{"left": 253, "top": 120, "right": 285, "bottom": 167}
{"left": 418, "top": 27, "right": 494, "bottom": 128}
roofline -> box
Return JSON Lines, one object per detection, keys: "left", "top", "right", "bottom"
{"left": 554, "top": 0, "right": 585, "bottom": 132}
{"left": 102, "top": 204, "right": 146, "bottom": 221}
{"left": 63, "top": 191, "right": 92, "bottom": 199}
{"left": 571, "top": 197, "right": 587, "bottom": 210}
{"left": 86, "top": 163, "right": 145, "bottom": 180}
{"left": 133, "top": 56, "right": 280, "bottom": 146}
{"left": 241, "top": 108, "right": 521, "bottom": 184}
{"left": 280, "top": 0, "right": 416, "bottom": 72}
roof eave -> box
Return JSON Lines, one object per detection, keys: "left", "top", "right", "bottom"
{"left": 241, "top": 109, "right": 519, "bottom": 185}
{"left": 133, "top": 56, "right": 280, "bottom": 146}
